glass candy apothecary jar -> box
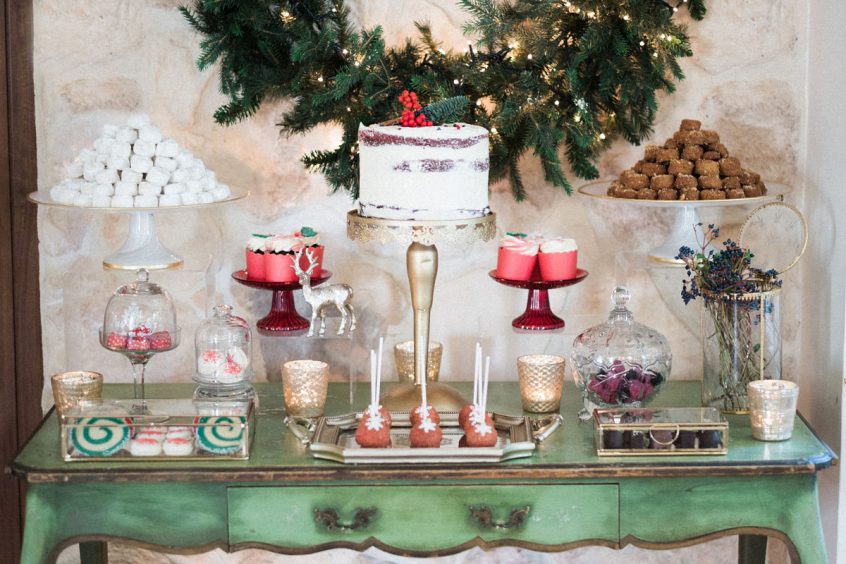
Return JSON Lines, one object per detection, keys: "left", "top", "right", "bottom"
{"left": 194, "top": 305, "right": 254, "bottom": 401}
{"left": 571, "top": 287, "right": 672, "bottom": 419}
{"left": 100, "top": 269, "right": 180, "bottom": 404}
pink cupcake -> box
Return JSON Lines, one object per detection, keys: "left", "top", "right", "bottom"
{"left": 538, "top": 237, "right": 578, "bottom": 280}
{"left": 294, "top": 226, "right": 324, "bottom": 277}
{"left": 496, "top": 234, "right": 540, "bottom": 281}
{"left": 245, "top": 234, "right": 270, "bottom": 280}
{"left": 264, "top": 234, "right": 303, "bottom": 282}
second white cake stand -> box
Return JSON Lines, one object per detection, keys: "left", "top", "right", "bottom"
{"left": 28, "top": 191, "right": 247, "bottom": 270}
{"left": 578, "top": 181, "right": 790, "bottom": 264}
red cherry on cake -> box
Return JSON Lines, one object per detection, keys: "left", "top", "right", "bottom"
{"left": 106, "top": 332, "right": 128, "bottom": 349}
{"left": 149, "top": 331, "right": 173, "bottom": 350}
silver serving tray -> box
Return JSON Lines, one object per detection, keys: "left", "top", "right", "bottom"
{"left": 302, "top": 411, "right": 550, "bottom": 464}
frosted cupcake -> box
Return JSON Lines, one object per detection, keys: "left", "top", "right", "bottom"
{"left": 538, "top": 237, "right": 578, "bottom": 280}
{"left": 245, "top": 234, "right": 270, "bottom": 280}
{"left": 264, "top": 234, "right": 303, "bottom": 282}
{"left": 496, "top": 233, "right": 540, "bottom": 281}
{"left": 295, "top": 226, "right": 323, "bottom": 277}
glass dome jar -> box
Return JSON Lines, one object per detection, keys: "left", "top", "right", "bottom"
{"left": 193, "top": 304, "right": 254, "bottom": 401}
{"left": 99, "top": 269, "right": 180, "bottom": 402}
{"left": 571, "top": 287, "right": 672, "bottom": 418}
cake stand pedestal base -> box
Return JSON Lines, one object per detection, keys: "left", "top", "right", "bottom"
{"left": 232, "top": 270, "right": 332, "bottom": 336}
{"left": 490, "top": 269, "right": 589, "bottom": 332}
{"left": 103, "top": 212, "right": 183, "bottom": 271}
{"left": 347, "top": 211, "right": 497, "bottom": 412}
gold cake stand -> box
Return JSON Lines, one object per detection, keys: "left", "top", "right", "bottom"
{"left": 347, "top": 210, "right": 497, "bottom": 411}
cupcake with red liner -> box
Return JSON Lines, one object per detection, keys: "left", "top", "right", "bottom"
{"left": 496, "top": 233, "right": 541, "bottom": 281}
{"left": 245, "top": 234, "right": 270, "bottom": 280}
{"left": 295, "top": 226, "right": 323, "bottom": 277}
{"left": 538, "top": 237, "right": 578, "bottom": 281}
{"left": 264, "top": 234, "right": 303, "bottom": 282}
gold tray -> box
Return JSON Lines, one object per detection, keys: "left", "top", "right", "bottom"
{"left": 293, "top": 411, "right": 561, "bottom": 464}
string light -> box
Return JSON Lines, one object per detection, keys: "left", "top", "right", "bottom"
{"left": 640, "top": 40, "right": 646, "bottom": 46}
{"left": 453, "top": 78, "right": 460, "bottom": 85}
{"left": 438, "top": 48, "right": 446, "bottom": 55}
{"left": 342, "top": 48, "right": 349, "bottom": 55}
{"left": 490, "top": 127, "right": 498, "bottom": 134}
{"left": 476, "top": 99, "right": 483, "bottom": 106}
{"left": 346, "top": 107, "right": 351, "bottom": 112}
{"left": 317, "top": 76, "right": 324, "bottom": 82}
{"left": 527, "top": 53, "right": 533, "bottom": 60}
{"left": 554, "top": 100, "right": 560, "bottom": 106}
{"left": 599, "top": 133, "right": 606, "bottom": 140}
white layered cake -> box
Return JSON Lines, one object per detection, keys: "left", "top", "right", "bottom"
{"left": 357, "top": 123, "right": 490, "bottom": 221}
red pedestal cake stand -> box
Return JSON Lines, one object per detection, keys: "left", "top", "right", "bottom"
{"left": 489, "top": 269, "right": 589, "bottom": 331}
{"left": 232, "top": 270, "right": 332, "bottom": 335}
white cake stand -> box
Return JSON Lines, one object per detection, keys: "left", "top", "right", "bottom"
{"left": 578, "top": 181, "right": 790, "bottom": 264}
{"left": 28, "top": 191, "right": 247, "bottom": 270}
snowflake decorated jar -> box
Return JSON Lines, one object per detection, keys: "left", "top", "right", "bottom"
{"left": 571, "top": 287, "right": 672, "bottom": 418}
{"left": 101, "top": 269, "right": 179, "bottom": 362}
{"left": 193, "top": 305, "right": 254, "bottom": 400}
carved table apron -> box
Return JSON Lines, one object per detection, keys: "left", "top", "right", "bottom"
{"left": 11, "top": 382, "right": 836, "bottom": 564}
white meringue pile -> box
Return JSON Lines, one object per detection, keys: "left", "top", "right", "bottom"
{"left": 48, "top": 114, "right": 232, "bottom": 208}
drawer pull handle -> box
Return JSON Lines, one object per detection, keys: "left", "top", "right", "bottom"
{"left": 314, "top": 507, "right": 377, "bottom": 532}
{"left": 468, "top": 505, "right": 531, "bottom": 530}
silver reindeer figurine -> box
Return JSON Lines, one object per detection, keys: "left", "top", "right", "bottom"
{"left": 292, "top": 249, "right": 356, "bottom": 337}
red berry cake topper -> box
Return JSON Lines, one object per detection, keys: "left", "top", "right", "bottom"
{"left": 396, "top": 90, "right": 469, "bottom": 128}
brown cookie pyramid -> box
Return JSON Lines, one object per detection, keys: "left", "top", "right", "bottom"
{"left": 607, "top": 119, "right": 766, "bottom": 201}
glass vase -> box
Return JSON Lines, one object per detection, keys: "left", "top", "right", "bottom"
{"left": 702, "top": 284, "right": 782, "bottom": 413}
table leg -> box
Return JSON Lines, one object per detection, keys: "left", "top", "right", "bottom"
{"left": 80, "top": 541, "right": 108, "bottom": 564}
{"left": 738, "top": 534, "right": 767, "bottom": 564}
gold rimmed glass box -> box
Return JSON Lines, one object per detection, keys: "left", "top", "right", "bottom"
{"left": 59, "top": 398, "right": 254, "bottom": 461}
{"left": 593, "top": 407, "right": 728, "bottom": 456}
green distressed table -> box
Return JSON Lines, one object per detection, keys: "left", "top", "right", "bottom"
{"left": 11, "top": 381, "right": 836, "bottom": 564}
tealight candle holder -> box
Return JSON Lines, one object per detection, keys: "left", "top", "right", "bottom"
{"left": 517, "top": 354, "right": 566, "bottom": 413}
{"left": 282, "top": 360, "right": 329, "bottom": 417}
{"left": 748, "top": 380, "right": 799, "bottom": 441}
{"left": 51, "top": 371, "right": 103, "bottom": 415}
{"left": 394, "top": 340, "right": 442, "bottom": 383}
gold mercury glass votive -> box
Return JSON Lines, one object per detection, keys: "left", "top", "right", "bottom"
{"left": 395, "top": 340, "right": 442, "bottom": 383}
{"left": 51, "top": 371, "right": 103, "bottom": 415}
{"left": 282, "top": 360, "right": 329, "bottom": 418}
{"left": 748, "top": 380, "right": 799, "bottom": 441}
{"left": 517, "top": 355, "right": 566, "bottom": 413}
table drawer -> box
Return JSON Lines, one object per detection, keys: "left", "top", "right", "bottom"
{"left": 228, "top": 484, "right": 618, "bottom": 551}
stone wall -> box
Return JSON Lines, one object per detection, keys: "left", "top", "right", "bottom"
{"left": 36, "top": 1, "right": 805, "bottom": 562}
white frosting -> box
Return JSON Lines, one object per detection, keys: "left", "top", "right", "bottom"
{"left": 266, "top": 235, "right": 300, "bottom": 254}
{"left": 214, "top": 347, "right": 249, "bottom": 383}
{"left": 129, "top": 437, "right": 163, "bottom": 456}
{"left": 197, "top": 349, "right": 225, "bottom": 375}
{"left": 163, "top": 437, "right": 194, "bottom": 456}
{"left": 364, "top": 413, "right": 385, "bottom": 431}
{"left": 358, "top": 123, "right": 490, "bottom": 220}
{"left": 417, "top": 418, "right": 437, "bottom": 433}
{"left": 247, "top": 236, "right": 268, "bottom": 252}
{"left": 540, "top": 238, "right": 578, "bottom": 253}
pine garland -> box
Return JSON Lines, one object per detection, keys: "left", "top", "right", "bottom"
{"left": 181, "top": 0, "right": 706, "bottom": 200}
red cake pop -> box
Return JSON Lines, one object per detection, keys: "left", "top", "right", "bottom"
{"left": 409, "top": 416, "right": 442, "bottom": 448}
{"left": 355, "top": 341, "right": 392, "bottom": 448}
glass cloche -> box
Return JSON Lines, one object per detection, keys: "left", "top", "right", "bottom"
{"left": 193, "top": 304, "right": 254, "bottom": 401}
{"left": 571, "top": 287, "right": 672, "bottom": 418}
{"left": 99, "top": 269, "right": 180, "bottom": 403}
